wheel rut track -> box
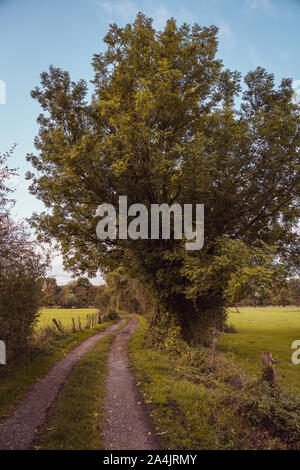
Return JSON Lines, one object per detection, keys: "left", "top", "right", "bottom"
{"left": 0, "top": 319, "right": 125, "bottom": 450}
{"left": 104, "top": 315, "right": 160, "bottom": 450}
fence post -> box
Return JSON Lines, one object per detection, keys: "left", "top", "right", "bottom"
{"left": 52, "top": 318, "right": 63, "bottom": 334}
{"left": 85, "top": 314, "right": 91, "bottom": 329}
{"left": 261, "top": 352, "right": 279, "bottom": 387}
{"left": 72, "top": 318, "right": 76, "bottom": 333}
{"left": 78, "top": 317, "right": 81, "bottom": 330}
{"left": 209, "top": 328, "right": 218, "bottom": 368}
{"left": 0, "top": 340, "right": 6, "bottom": 365}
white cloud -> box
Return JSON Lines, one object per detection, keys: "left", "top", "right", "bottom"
{"left": 7, "top": 173, "right": 30, "bottom": 191}
{"left": 152, "top": 5, "right": 169, "bottom": 30}
{"left": 249, "top": 44, "right": 262, "bottom": 66}
{"left": 94, "top": 0, "right": 171, "bottom": 29}
{"left": 218, "top": 19, "right": 234, "bottom": 45}
{"left": 95, "top": 0, "right": 138, "bottom": 21}
{"left": 247, "top": 0, "right": 275, "bottom": 15}
{"left": 47, "top": 248, "right": 104, "bottom": 286}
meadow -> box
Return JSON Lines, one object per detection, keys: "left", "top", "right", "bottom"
{"left": 37, "top": 308, "right": 98, "bottom": 330}
{"left": 219, "top": 306, "right": 300, "bottom": 394}
{"left": 129, "top": 315, "right": 300, "bottom": 450}
{"left": 37, "top": 306, "right": 300, "bottom": 394}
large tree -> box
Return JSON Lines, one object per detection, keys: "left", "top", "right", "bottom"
{"left": 28, "top": 14, "right": 300, "bottom": 340}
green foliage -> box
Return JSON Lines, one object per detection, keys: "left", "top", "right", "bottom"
{"left": 28, "top": 14, "right": 300, "bottom": 339}
{"left": 94, "top": 285, "right": 110, "bottom": 312}
{"left": 43, "top": 278, "right": 56, "bottom": 307}
{"left": 94, "top": 267, "right": 155, "bottom": 319}
{"left": 145, "top": 309, "right": 189, "bottom": 354}
{"left": 42, "top": 278, "right": 104, "bottom": 308}
{"left": 104, "top": 299, "right": 119, "bottom": 321}
{"left": 0, "top": 271, "right": 44, "bottom": 361}
{"left": 0, "top": 147, "right": 17, "bottom": 214}
{"left": 107, "top": 267, "right": 155, "bottom": 315}
{"left": 241, "top": 277, "right": 300, "bottom": 307}
{"left": 129, "top": 315, "right": 299, "bottom": 449}
{"left": 63, "top": 292, "right": 77, "bottom": 308}
{"left": 0, "top": 150, "right": 48, "bottom": 362}
{"left": 241, "top": 381, "right": 300, "bottom": 446}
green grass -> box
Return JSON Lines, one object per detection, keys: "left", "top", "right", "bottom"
{"left": 129, "top": 316, "right": 289, "bottom": 450}
{"left": 218, "top": 306, "right": 300, "bottom": 395}
{"left": 0, "top": 319, "right": 119, "bottom": 422}
{"left": 36, "top": 316, "right": 129, "bottom": 450}
{"left": 36, "top": 334, "right": 114, "bottom": 450}
{"left": 37, "top": 308, "right": 98, "bottom": 329}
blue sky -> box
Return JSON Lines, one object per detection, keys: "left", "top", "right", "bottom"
{"left": 0, "top": 0, "right": 300, "bottom": 283}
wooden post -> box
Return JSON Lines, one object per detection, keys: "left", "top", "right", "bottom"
{"left": 0, "top": 340, "right": 6, "bottom": 365}
{"left": 209, "top": 328, "right": 218, "bottom": 368}
{"left": 97, "top": 311, "right": 102, "bottom": 324}
{"left": 72, "top": 318, "right": 76, "bottom": 333}
{"left": 85, "top": 314, "right": 91, "bottom": 329}
{"left": 78, "top": 317, "right": 81, "bottom": 330}
{"left": 52, "top": 318, "right": 63, "bottom": 334}
{"left": 261, "top": 352, "right": 279, "bottom": 387}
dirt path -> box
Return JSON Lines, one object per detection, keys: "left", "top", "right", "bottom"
{"left": 0, "top": 319, "right": 125, "bottom": 450}
{"left": 104, "top": 316, "right": 160, "bottom": 450}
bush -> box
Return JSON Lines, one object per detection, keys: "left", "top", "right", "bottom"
{"left": 0, "top": 273, "right": 45, "bottom": 362}
{"left": 223, "top": 322, "right": 237, "bottom": 333}
{"left": 240, "top": 380, "right": 300, "bottom": 447}
{"left": 103, "top": 298, "right": 119, "bottom": 321}
{"left": 0, "top": 219, "right": 48, "bottom": 362}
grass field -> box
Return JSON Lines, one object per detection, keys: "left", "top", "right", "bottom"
{"left": 129, "top": 315, "right": 297, "bottom": 450}
{"left": 37, "top": 308, "right": 98, "bottom": 330}
{"left": 219, "top": 306, "right": 300, "bottom": 394}
{"left": 38, "top": 307, "right": 299, "bottom": 395}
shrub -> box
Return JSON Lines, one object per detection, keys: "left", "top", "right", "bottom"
{"left": 103, "top": 297, "right": 119, "bottom": 321}
{"left": 0, "top": 219, "right": 48, "bottom": 362}
{"left": 240, "top": 380, "right": 300, "bottom": 447}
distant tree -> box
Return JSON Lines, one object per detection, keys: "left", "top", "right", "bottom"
{"left": 74, "top": 285, "right": 87, "bottom": 307}
{"left": 76, "top": 277, "right": 92, "bottom": 288}
{"left": 63, "top": 292, "right": 77, "bottom": 308}
{"left": 44, "top": 277, "right": 57, "bottom": 287}
{"left": 42, "top": 277, "right": 57, "bottom": 306}
{"left": 43, "top": 285, "right": 55, "bottom": 307}
{"left": 56, "top": 286, "right": 65, "bottom": 306}
{"left": 87, "top": 285, "right": 100, "bottom": 306}
{"left": 240, "top": 277, "right": 300, "bottom": 306}
{"left": 94, "top": 285, "right": 110, "bottom": 313}
{"left": 0, "top": 146, "right": 16, "bottom": 216}
{"left": 289, "top": 278, "right": 300, "bottom": 305}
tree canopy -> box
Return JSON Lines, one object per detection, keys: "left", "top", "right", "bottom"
{"left": 28, "top": 13, "right": 300, "bottom": 339}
